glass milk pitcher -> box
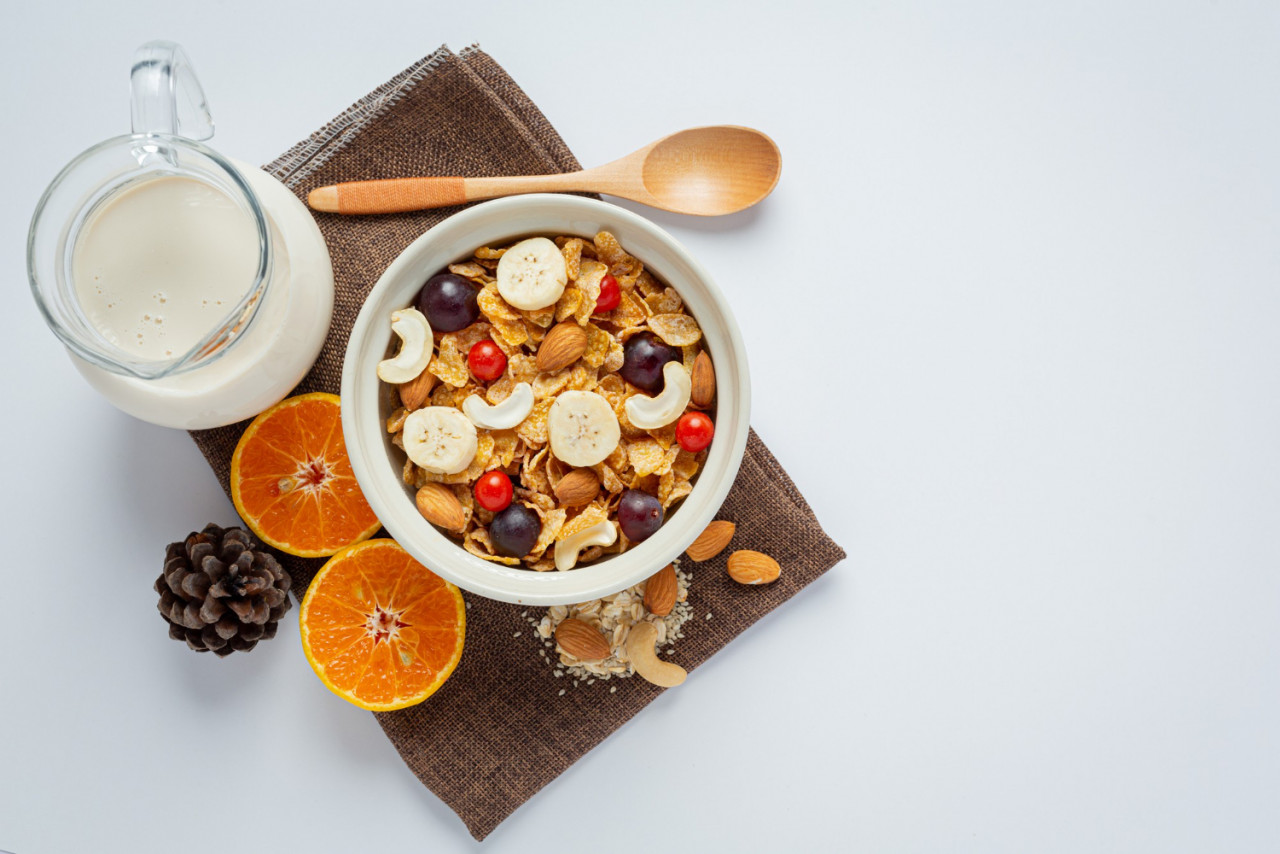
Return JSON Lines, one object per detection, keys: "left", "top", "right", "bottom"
{"left": 27, "top": 41, "right": 334, "bottom": 429}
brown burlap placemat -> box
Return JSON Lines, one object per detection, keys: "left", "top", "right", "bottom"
{"left": 190, "top": 45, "right": 845, "bottom": 840}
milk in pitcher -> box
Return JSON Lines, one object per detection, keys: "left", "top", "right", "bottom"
{"left": 73, "top": 176, "right": 260, "bottom": 361}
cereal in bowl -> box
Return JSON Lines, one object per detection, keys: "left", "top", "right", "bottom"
{"left": 380, "top": 232, "right": 716, "bottom": 571}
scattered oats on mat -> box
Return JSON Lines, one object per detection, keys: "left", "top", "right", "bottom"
{"left": 558, "top": 689, "right": 566, "bottom": 696}
{"left": 513, "top": 631, "right": 521, "bottom": 638}
{"left": 527, "top": 562, "right": 693, "bottom": 684}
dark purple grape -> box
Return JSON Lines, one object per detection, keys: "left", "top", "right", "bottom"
{"left": 617, "top": 489, "right": 663, "bottom": 543}
{"left": 620, "top": 332, "right": 681, "bottom": 393}
{"left": 489, "top": 503, "right": 541, "bottom": 558}
{"left": 417, "top": 273, "right": 479, "bottom": 332}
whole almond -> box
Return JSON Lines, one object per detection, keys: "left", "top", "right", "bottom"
{"left": 554, "top": 468, "right": 600, "bottom": 507}
{"left": 536, "top": 320, "right": 588, "bottom": 373}
{"left": 691, "top": 351, "right": 716, "bottom": 408}
{"left": 685, "top": 520, "right": 736, "bottom": 562}
{"left": 556, "top": 618, "right": 612, "bottom": 661}
{"left": 415, "top": 483, "right": 466, "bottom": 532}
{"left": 643, "top": 563, "right": 678, "bottom": 616}
{"left": 726, "top": 550, "right": 781, "bottom": 585}
{"left": 399, "top": 368, "right": 437, "bottom": 411}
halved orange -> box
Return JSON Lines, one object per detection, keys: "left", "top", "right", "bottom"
{"left": 299, "top": 539, "right": 465, "bottom": 711}
{"left": 231, "top": 392, "right": 381, "bottom": 557}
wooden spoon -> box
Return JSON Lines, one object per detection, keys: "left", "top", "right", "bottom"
{"left": 307, "top": 125, "right": 781, "bottom": 216}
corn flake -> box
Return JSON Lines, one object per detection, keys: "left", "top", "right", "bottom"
{"left": 561, "top": 238, "right": 585, "bottom": 281}
{"left": 486, "top": 375, "right": 516, "bottom": 404}
{"left": 596, "top": 374, "right": 627, "bottom": 407}
{"left": 659, "top": 470, "right": 693, "bottom": 508}
{"left": 682, "top": 344, "right": 699, "bottom": 372}
{"left": 516, "top": 397, "right": 554, "bottom": 447}
{"left": 518, "top": 490, "right": 556, "bottom": 512}
{"left": 649, "top": 423, "right": 677, "bottom": 451}
{"left": 491, "top": 316, "right": 529, "bottom": 347}
{"left": 615, "top": 395, "right": 647, "bottom": 438}
{"left": 594, "top": 462, "right": 625, "bottom": 494}
{"left": 508, "top": 354, "right": 538, "bottom": 383}
{"left": 474, "top": 246, "right": 506, "bottom": 260}
{"left": 601, "top": 339, "right": 625, "bottom": 373}
{"left": 673, "top": 449, "right": 699, "bottom": 480}
{"left": 628, "top": 438, "right": 667, "bottom": 477}
{"left": 583, "top": 324, "right": 611, "bottom": 368}
{"left": 593, "top": 231, "right": 638, "bottom": 274}
{"left": 606, "top": 441, "right": 629, "bottom": 473}
{"left": 528, "top": 507, "right": 566, "bottom": 559}
{"left": 568, "top": 363, "right": 598, "bottom": 391}
{"left": 465, "top": 529, "right": 522, "bottom": 565}
{"left": 429, "top": 337, "right": 469, "bottom": 387}
{"left": 522, "top": 447, "right": 552, "bottom": 495}
{"left": 521, "top": 307, "right": 555, "bottom": 329}
{"left": 629, "top": 473, "right": 660, "bottom": 494}
{"left": 554, "top": 286, "right": 584, "bottom": 322}
{"left": 575, "top": 260, "right": 607, "bottom": 324}
{"left": 636, "top": 270, "right": 663, "bottom": 297}
{"left": 645, "top": 287, "right": 683, "bottom": 314}
{"left": 610, "top": 290, "right": 649, "bottom": 329}
{"left": 491, "top": 430, "right": 520, "bottom": 468}
{"left": 452, "top": 322, "right": 494, "bottom": 353}
{"left": 478, "top": 283, "right": 520, "bottom": 322}
{"left": 449, "top": 261, "right": 488, "bottom": 281}
{"left": 648, "top": 313, "right": 702, "bottom": 346}
{"left": 557, "top": 502, "right": 609, "bottom": 541}
{"left": 533, "top": 369, "right": 571, "bottom": 400}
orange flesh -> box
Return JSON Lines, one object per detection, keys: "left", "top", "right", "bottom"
{"left": 300, "top": 540, "right": 465, "bottom": 710}
{"left": 231, "top": 393, "right": 381, "bottom": 557}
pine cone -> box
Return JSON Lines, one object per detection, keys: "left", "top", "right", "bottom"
{"left": 155, "top": 523, "right": 292, "bottom": 657}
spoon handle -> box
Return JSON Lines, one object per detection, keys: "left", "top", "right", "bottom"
{"left": 308, "top": 173, "right": 585, "bottom": 215}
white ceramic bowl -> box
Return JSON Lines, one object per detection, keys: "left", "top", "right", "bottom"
{"left": 341, "top": 195, "right": 750, "bottom": 605}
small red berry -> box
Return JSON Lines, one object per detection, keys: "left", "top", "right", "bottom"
{"left": 467, "top": 339, "right": 507, "bottom": 382}
{"left": 474, "top": 470, "right": 514, "bottom": 512}
{"left": 675, "top": 411, "right": 714, "bottom": 452}
{"left": 594, "top": 274, "right": 621, "bottom": 313}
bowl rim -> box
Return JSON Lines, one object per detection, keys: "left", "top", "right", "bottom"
{"left": 340, "top": 194, "right": 751, "bottom": 605}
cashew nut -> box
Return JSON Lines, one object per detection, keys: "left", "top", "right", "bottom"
{"left": 462, "top": 382, "right": 534, "bottom": 430}
{"left": 553, "top": 520, "right": 617, "bottom": 571}
{"left": 376, "top": 308, "right": 433, "bottom": 383}
{"left": 624, "top": 362, "right": 691, "bottom": 429}
{"left": 625, "top": 622, "right": 686, "bottom": 688}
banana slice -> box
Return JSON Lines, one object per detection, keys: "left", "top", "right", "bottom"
{"left": 462, "top": 382, "right": 534, "bottom": 430}
{"left": 496, "top": 236, "right": 567, "bottom": 310}
{"left": 548, "top": 390, "right": 621, "bottom": 467}
{"left": 402, "top": 406, "right": 478, "bottom": 474}
{"left": 624, "top": 362, "right": 691, "bottom": 429}
{"left": 376, "top": 308, "right": 433, "bottom": 384}
{"left": 554, "top": 520, "right": 618, "bottom": 571}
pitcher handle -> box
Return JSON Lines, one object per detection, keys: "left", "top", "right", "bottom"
{"left": 130, "top": 40, "right": 214, "bottom": 140}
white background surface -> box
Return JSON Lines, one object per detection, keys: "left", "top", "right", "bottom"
{"left": 2, "top": 1, "right": 1278, "bottom": 851}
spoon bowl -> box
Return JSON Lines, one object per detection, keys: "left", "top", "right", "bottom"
{"left": 638, "top": 126, "right": 782, "bottom": 216}
{"left": 307, "top": 125, "right": 782, "bottom": 217}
